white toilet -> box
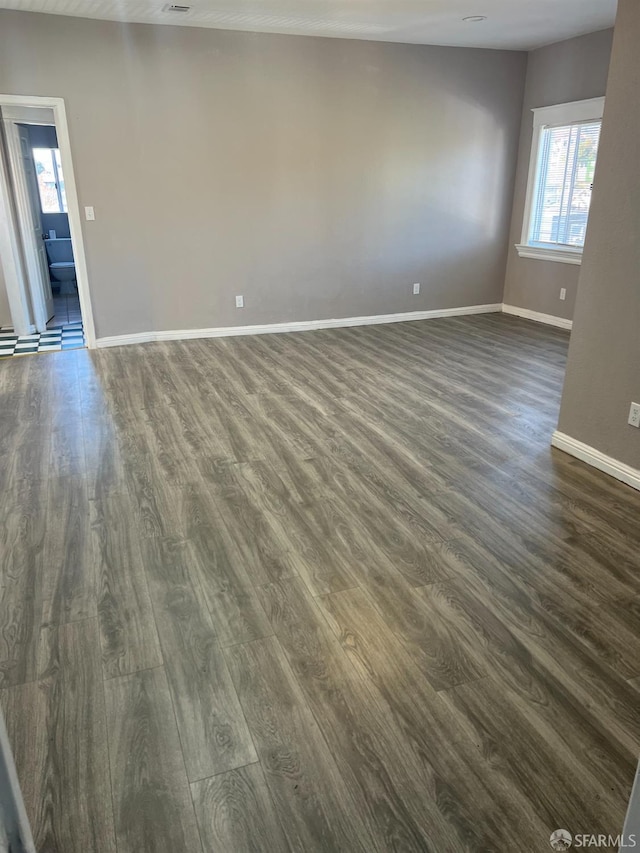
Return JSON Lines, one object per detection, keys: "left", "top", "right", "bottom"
{"left": 45, "top": 237, "right": 76, "bottom": 294}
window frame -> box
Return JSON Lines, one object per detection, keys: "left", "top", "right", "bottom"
{"left": 516, "top": 96, "right": 605, "bottom": 265}
{"left": 33, "top": 146, "right": 68, "bottom": 215}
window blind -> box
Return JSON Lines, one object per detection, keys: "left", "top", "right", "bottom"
{"left": 530, "top": 120, "right": 601, "bottom": 248}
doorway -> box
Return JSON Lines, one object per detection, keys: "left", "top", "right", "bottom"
{"left": 0, "top": 95, "right": 94, "bottom": 355}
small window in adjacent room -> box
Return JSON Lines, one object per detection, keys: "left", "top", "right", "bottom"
{"left": 33, "top": 147, "right": 67, "bottom": 214}
{"left": 516, "top": 97, "right": 604, "bottom": 265}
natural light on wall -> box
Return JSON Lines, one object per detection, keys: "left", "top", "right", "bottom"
{"left": 516, "top": 97, "right": 604, "bottom": 265}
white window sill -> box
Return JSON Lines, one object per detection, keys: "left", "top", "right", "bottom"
{"left": 515, "top": 244, "right": 582, "bottom": 265}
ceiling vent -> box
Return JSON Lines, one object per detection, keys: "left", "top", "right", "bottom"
{"left": 163, "top": 4, "right": 191, "bottom": 12}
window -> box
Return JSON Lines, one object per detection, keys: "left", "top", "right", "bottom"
{"left": 516, "top": 97, "right": 604, "bottom": 264}
{"left": 33, "top": 147, "right": 67, "bottom": 214}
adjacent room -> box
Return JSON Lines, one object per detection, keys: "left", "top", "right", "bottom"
{"left": 0, "top": 0, "right": 639, "bottom": 851}
{"left": 0, "top": 107, "right": 85, "bottom": 356}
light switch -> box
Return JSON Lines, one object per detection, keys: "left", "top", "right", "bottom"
{"left": 84, "top": 206, "right": 95, "bottom": 221}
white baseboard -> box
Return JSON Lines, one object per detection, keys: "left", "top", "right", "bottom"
{"left": 551, "top": 431, "right": 640, "bottom": 492}
{"left": 502, "top": 303, "right": 573, "bottom": 330}
{"left": 95, "top": 303, "right": 502, "bottom": 348}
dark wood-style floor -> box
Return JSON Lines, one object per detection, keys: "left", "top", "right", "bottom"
{"left": 1, "top": 314, "right": 639, "bottom": 852}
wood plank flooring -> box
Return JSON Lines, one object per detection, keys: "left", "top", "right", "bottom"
{"left": 1, "top": 313, "right": 640, "bottom": 852}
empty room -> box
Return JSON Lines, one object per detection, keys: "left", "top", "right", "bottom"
{"left": 0, "top": 0, "right": 639, "bottom": 850}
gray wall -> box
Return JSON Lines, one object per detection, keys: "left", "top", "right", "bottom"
{"left": 0, "top": 10, "right": 526, "bottom": 338}
{"left": 502, "top": 28, "right": 613, "bottom": 320}
{"left": 557, "top": 0, "right": 640, "bottom": 470}
{"left": 41, "top": 212, "right": 70, "bottom": 240}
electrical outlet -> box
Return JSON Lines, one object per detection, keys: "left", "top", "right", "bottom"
{"left": 559, "top": 288, "right": 566, "bottom": 301}
{"left": 413, "top": 283, "right": 420, "bottom": 295}
{"left": 628, "top": 402, "right": 640, "bottom": 428}
{"left": 84, "top": 206, "right": 95, "bottom": 221}
{"left": 235, "top": 295, "right": 244, "bottom": 308}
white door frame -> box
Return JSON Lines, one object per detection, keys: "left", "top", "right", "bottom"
{"left": 0, "top": 94, "right": 96, "bottom": 347}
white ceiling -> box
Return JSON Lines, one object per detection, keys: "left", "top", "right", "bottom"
{"left": 0, "top": 0, "right": 617, "bottom": 50}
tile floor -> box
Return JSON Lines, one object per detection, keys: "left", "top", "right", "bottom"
{"left": 48, "top": 292, "right": 82, "bottom": 328}
{"left": 0, "top": 322, "right": 85, "bottom": 357}
{"left": 0, "top": 295, "right": 84, "bottom": 358}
